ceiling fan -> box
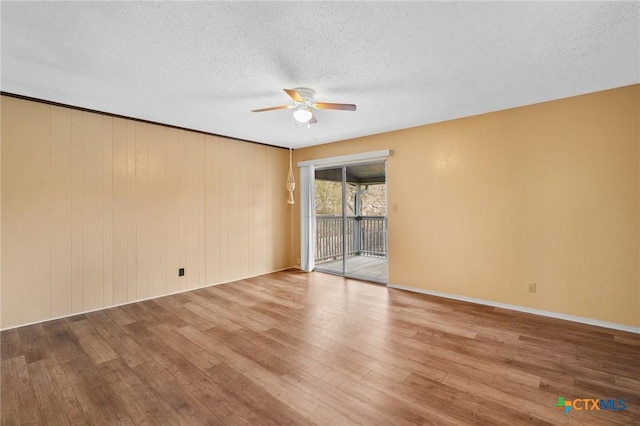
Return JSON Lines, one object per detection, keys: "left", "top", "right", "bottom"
{"left": 252, "top": 88, "right": 356, "bottom": 125}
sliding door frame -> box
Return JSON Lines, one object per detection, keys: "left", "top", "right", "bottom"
{"left": 298, "top": 149, "right": 391, "bottom": 278}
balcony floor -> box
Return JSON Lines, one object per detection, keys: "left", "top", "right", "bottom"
{"left": 314, "top": 255, "right": 388, "bottom": 284}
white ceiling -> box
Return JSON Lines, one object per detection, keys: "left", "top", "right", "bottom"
{"left": 2, "top": 1, "right": 638, "bottom": 149}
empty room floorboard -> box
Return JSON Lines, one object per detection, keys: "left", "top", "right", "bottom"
{"left": 2, "top": 269, "right": 639, "bottom": 425}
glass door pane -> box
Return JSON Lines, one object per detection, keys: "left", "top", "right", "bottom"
{"left": 313, "top": 161, "right": 388, "bottom": 284}
{"left": 344, "top": 163, "right": 388, "bottom": 283}
{"left": 314, "top": 167, "right": 345, "bottom": 275}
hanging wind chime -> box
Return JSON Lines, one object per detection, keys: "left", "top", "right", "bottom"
{"left": 286, "top": 147, "right": 295, "bottom": 204}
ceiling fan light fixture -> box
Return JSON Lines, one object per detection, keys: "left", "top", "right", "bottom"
{"left": 293, "top": 108, "right": 313, "bottom": 123}
{"left": 253, "top": 88, "right": 356, "bottom": 126}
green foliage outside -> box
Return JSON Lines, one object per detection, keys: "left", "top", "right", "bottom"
{"left": 315, "top": 181, "right": 386, "bottom": 216}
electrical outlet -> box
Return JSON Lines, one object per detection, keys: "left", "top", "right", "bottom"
{"left": 528, "top": 282, "right": 536, "bottom": 293}
{"left": 179, "top": 268, "right": 185, "bottom": 277}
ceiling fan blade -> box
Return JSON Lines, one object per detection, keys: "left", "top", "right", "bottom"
{"left": 312, "top": 102, "right": 356, "bottom": 111}
{"left": 284, "top": 88, "right": 305, "bottom": 103}
{"left": 309, "top": 111, "right": 317, "bottom": 124}
{"left": 251, "top": 105, "right": 294, "bottom": 113}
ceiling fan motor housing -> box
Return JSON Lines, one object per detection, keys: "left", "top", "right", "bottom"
{"left": 293, "top": 87, "right": 315, "bottom": 104}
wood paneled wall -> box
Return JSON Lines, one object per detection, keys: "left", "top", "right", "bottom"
{"left": 1, "top": 96, "right": 294, "bottom": 329}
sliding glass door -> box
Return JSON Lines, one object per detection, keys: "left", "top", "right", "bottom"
{"left": 314, "top": 161, "right": 387, "bottom": 284}
{"left": 314, "top": 166, "right": 345, "bottom": 275}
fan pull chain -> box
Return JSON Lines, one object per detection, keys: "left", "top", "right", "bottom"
{"left": 286, "top": 147, "right": 295, "bottom": 204}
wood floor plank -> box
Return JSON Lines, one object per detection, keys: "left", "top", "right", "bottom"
{"left": 217, "top": 281, "right": 304, "bottom": 310}
{"left": 130, "top": 358, "right": 225, "bottom": 425}
{"left": 152, "top": 296, "right": 215, "bottom": 330}
{"left": 205, "top": 327, "right": 294, "bottom": 376}
{"left": 97, "top": 358, "right": 180, "bottom": 425}
{"left": 2, "top": 269, "right": 639, "bottom": 426}
{"left": 59, "top": 351, "right": 134, "bottom": 424}
{"left": 177, "top": 325, "right": 259, "bottom": 373}
{"left": 359, "top": 370, "right": 463, "bottom": 424}
{"left": 183, "top": 299, "right": 245, "bottom": 332}
{"left": 204, "top": 284, "right": 259, "bottom": 308}
{"left": 87, "top": 309, "right": 147, "bottom": 368}
{"left": 205, "top": 362, "right": 315, "bottom": 426}
{"left": 66, "top": 318, "right": 119, "bottom": 365}
{"left": 260, "top": 327, "right": 372, "bottom": 381}
{"left": 319, "top": 368, "right": 446, "bottom": 425}
{"left": 236, "top": 328, "right": 334, "bottom": 379}
{"left": 440, "top": 372, "right": 559, "bottom": 425}
{"left": 0, "top": 328, "right": 23, "bottom": 360}
{"left": 43, "top": 358, "right": 91, "bottom": 425}
{"left": 41, "top": 321, "right": 82, "bottom": 364}
{"left": 106, "top": 305, "right": 137, "bottom": 326}
{"left": 244, "top": 365, "right": 356, "bottom": 426}
{"left": 1, "top": 356, "right": 43, "bottom": 424}
{"left": 280, "top": 367, "right": 403, "bottom": 425}
{"left": 27, "top": 358, "right": 87, "bottom": 426}
{"left": 404, "top": 372, "right": 548, "bottom": 426}
{"left": 189, "top": 290, "right": 274, "bottom": 332}
{"left": 138, "top": 299, "right": 190, "bottom": 329}
{"left": 175, "top": 363, "right": 263, "bottom": 425}
{"left": 17, "top": 324, "right": 56, "bottom": 364}
{"left": 148, "top": 323, "right": 221, "bottom": 371}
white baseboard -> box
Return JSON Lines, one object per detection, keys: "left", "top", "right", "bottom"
{"left": 388, "top": 283, "right": 640, "bottom": 334}
{"left": 1, "top": 266, "right": 296, "bottom": 332}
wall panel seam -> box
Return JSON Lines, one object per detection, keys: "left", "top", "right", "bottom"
{"left": 49, "top": 105, "right": 52, "bottom": 318}
{"left": 81, "top": 113, "right": 84, "bottom": 310}
{"left": 19, "top": 100, "right": 23, "bottom": 324}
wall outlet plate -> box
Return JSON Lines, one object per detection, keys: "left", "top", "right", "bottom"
{"left": 528, "top": 282, "right": 536, "bottom": 293}
{"left": 179, "top": 268, "right": 185, "bottom": 277}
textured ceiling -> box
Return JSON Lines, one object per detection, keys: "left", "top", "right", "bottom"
{"left": 2, "top": 1, "right": 638, "bottom": 149}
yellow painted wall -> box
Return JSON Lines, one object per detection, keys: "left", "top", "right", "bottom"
{"left": 294, "top": 85, "right": 640, "bottom": 327}
{"left": 1, "top": 95, "right": 294, "bottom": 329}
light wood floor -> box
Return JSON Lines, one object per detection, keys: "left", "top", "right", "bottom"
{"left": 2, "top": 270, "right": 639, "bottom": 425}
{"left": 315, "top": 255, "right": 388, "bottom": 283}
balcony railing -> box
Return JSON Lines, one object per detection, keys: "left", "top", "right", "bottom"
{"left": 315, "top": 215, "right": 387, "bottom": 262}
